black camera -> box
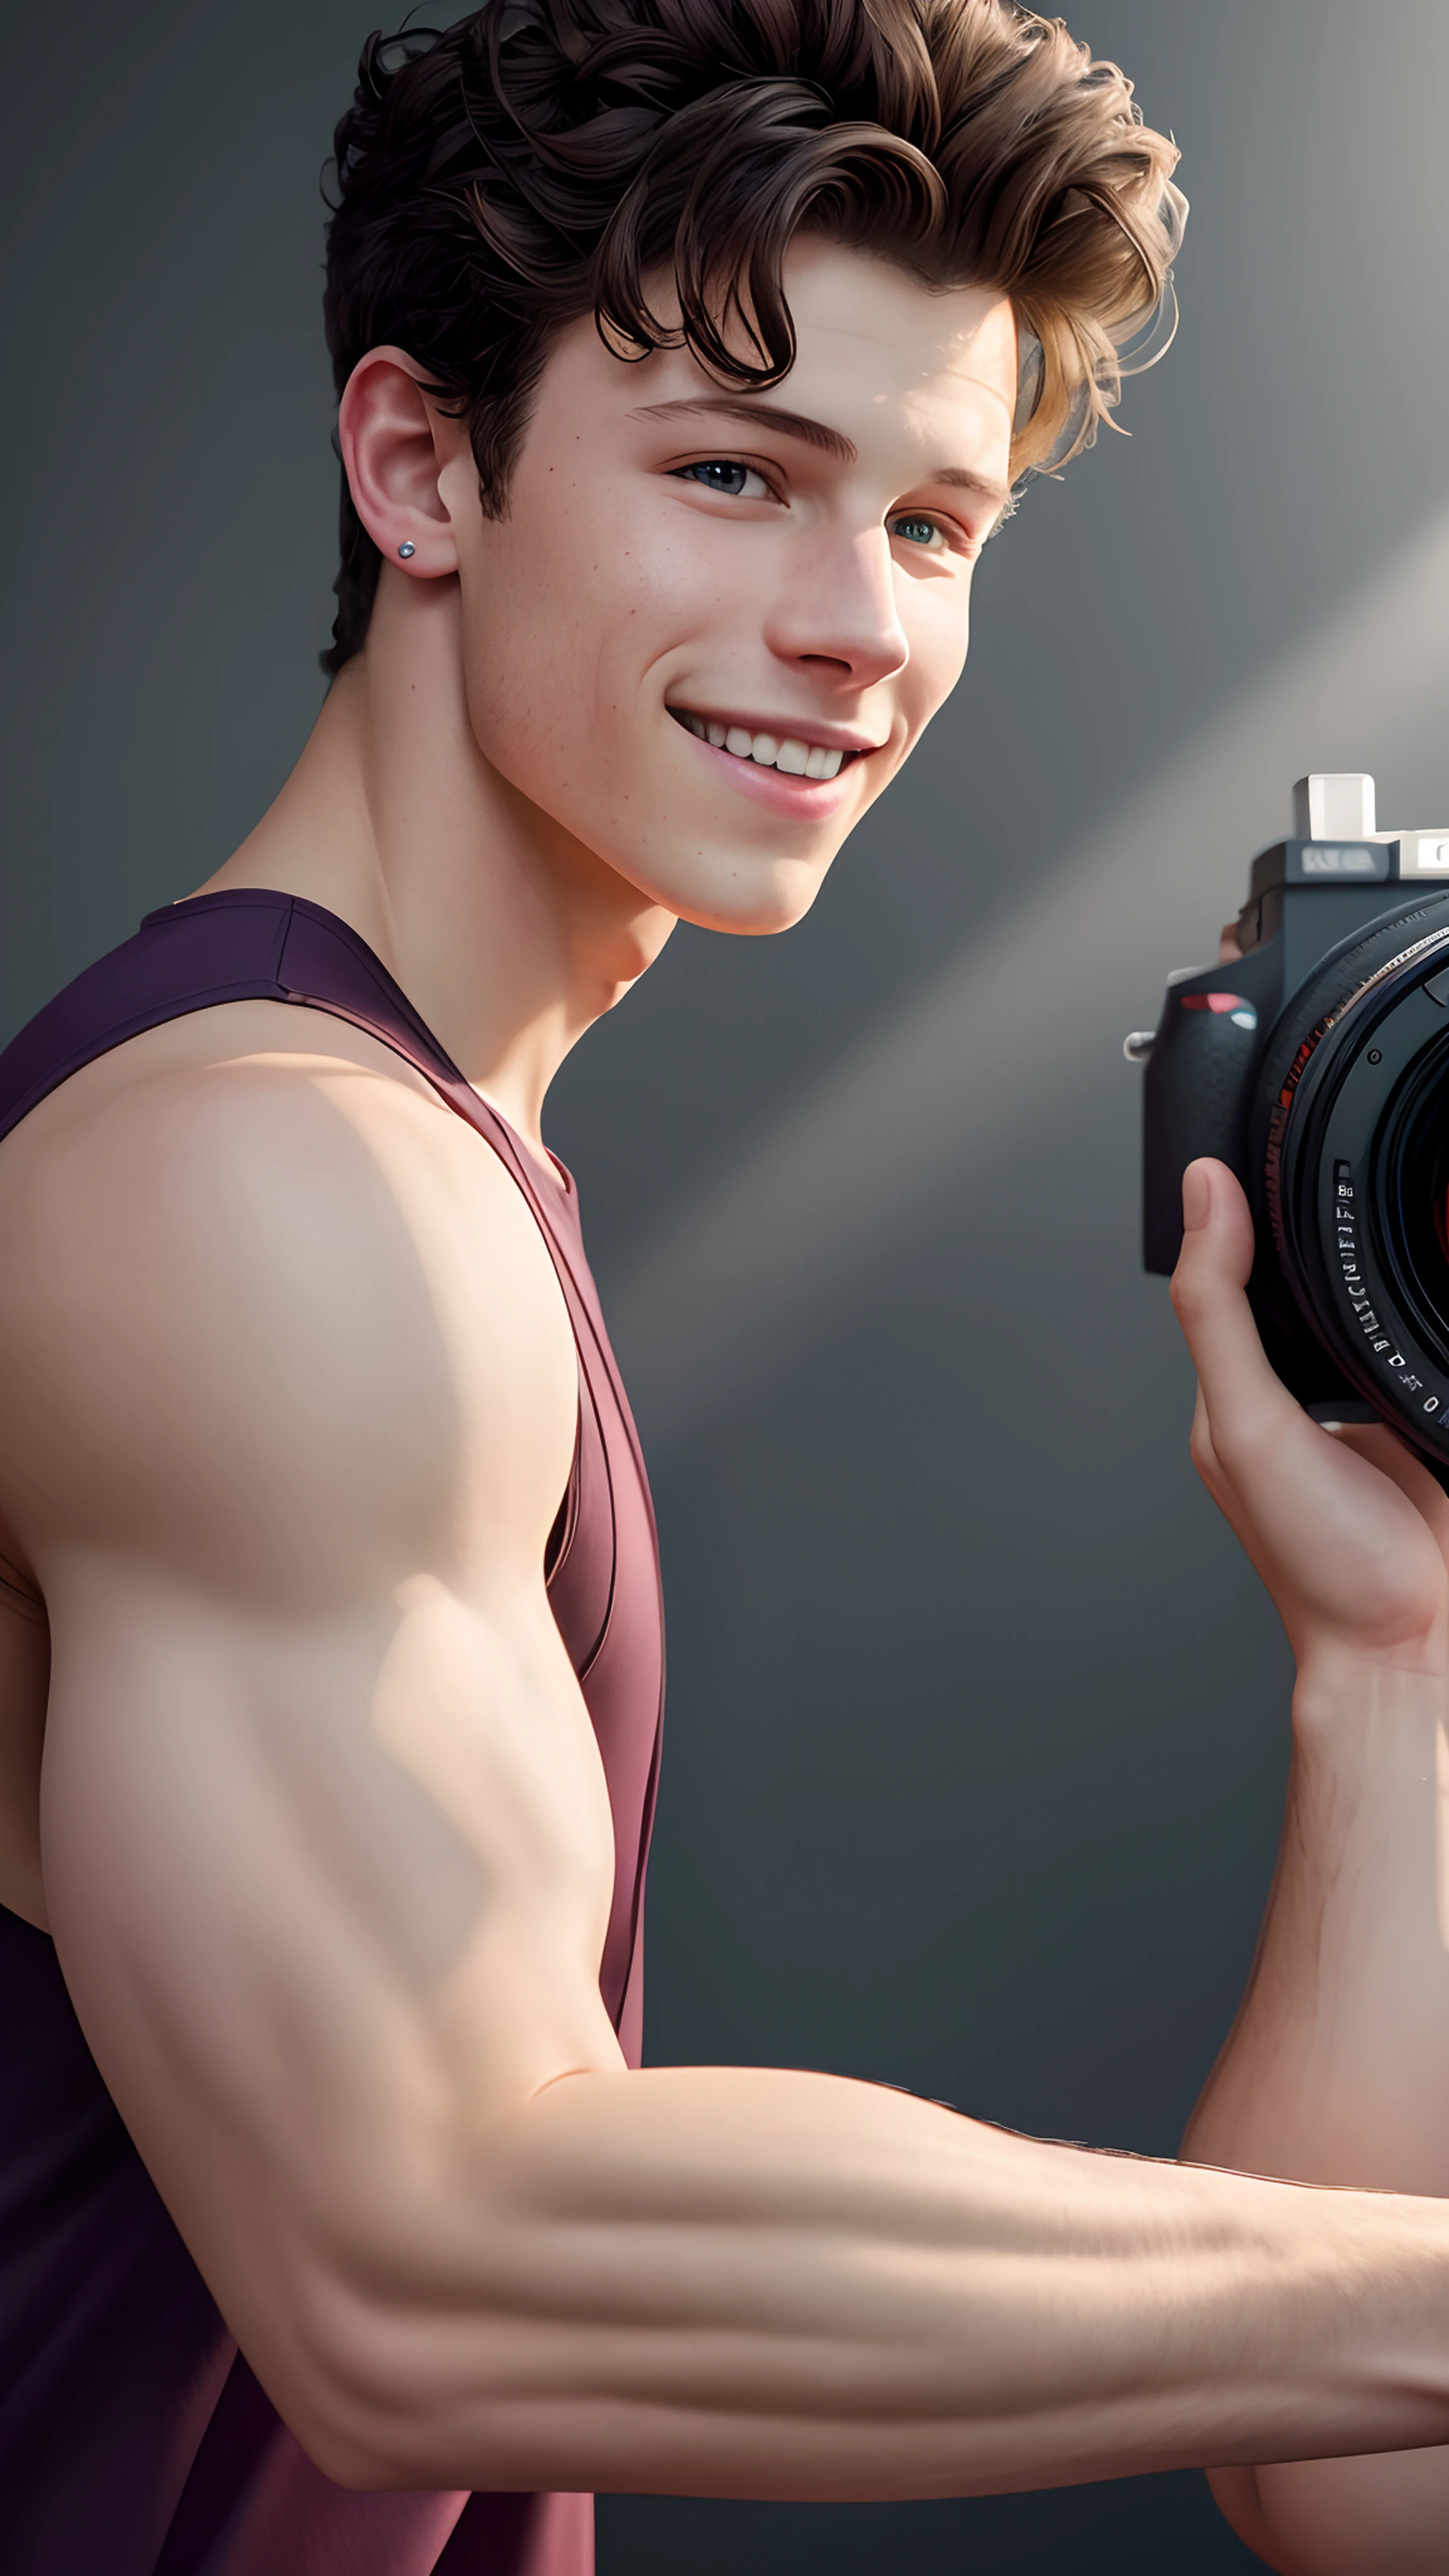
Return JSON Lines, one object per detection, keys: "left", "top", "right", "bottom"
{"left": 1135, "top": 773, "right": 1449, "bottom": 1478}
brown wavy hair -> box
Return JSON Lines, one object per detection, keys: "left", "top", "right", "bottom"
{"left": 321, "top": 0, "right": 1183, "bottom": 675}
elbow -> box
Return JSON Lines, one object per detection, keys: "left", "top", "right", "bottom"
{"left": 271, "top": 2343, "right": 464, "bottom": 2495}
{"left": 291, "top": 2421, "right": 409, "bottom": 2497}
{"left": 279, "top": 2376, "right": 468, "bottom": 2496}
{"left": 265, "top": 2350, "right": 435, "bottom": 2494}
{"left": 262, "top": 2280, "right": 535, "bottom": 2496}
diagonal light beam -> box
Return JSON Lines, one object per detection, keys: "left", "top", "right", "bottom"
{"left": 608, "top": 508, "right": 1449, "bottom": 1450}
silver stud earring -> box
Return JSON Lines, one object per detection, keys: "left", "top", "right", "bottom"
{"left": 397, "top": 540, "right": 416, "bottom": 560}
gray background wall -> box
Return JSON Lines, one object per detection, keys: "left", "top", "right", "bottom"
{"left": 6, "top": 4, "right": 1449, "bottom": 2567}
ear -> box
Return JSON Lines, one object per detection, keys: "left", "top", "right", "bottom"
{"left": 337, "top": 347, "right": 469, "bottom": 579}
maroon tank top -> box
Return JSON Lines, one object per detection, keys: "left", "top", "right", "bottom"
{"left": 0, "top": 889, "right": 665, "bottom": 2575}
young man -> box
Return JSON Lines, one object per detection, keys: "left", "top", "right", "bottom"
{"left": 3, "top": 3, "right": 1449, "bottom": 2572}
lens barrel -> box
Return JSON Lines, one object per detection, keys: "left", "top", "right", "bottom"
{"left": 1257, "top": 894, "right": 1449, "bottom": 1469}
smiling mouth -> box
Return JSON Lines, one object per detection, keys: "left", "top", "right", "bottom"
{"left": 667, "top": 707, "right": 864, "bottom": 781}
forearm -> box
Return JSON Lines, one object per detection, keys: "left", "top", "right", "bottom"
{"left": 1185, "top": 1655, "right": 1449, "bottom": 2572}
{"left": 297, "top": 2058, "right": 1449, "bottom": 2499}
{"left": 1185, "top": 1655, "right": 1449, "bottom": 2190}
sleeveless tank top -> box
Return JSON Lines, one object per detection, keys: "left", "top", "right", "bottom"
{"left": 0, "top": 889, "right": 665, "bottom": 2576}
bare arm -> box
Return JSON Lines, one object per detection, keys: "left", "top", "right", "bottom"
{"left": 10, "top": 1053, "right": 1449, "bottom": 2505}
{"left": 1174, "top": 1160, "right": 1449, "bottom": 2572}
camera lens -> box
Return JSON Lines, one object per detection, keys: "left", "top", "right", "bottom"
{"left": 1373, "top": 1045, "right": 1449, "bottom": 1372}
{"left": 1248, "top": 895, "right": 1449, "bottom": 1460}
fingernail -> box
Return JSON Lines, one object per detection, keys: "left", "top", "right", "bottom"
{"left": 1182, "top": 1163, "right": 1211, "bottom": 1231}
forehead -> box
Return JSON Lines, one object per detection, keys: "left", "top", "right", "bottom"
{"left": 535, "top": 237, "right": 1018, "bottom": 474}
{"left": 772, "top": 235, "right": 1019, "bottom": 426}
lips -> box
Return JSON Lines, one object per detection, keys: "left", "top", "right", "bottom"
{"left": 667, "top": 704, "right": 881, "bottom": 782}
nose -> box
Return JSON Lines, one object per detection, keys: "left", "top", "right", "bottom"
{"left": 763, "top": 525, "right": 910, "bottom": 692}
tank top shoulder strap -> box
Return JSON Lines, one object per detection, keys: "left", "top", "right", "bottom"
{"left": 3, "top": 889, "right": 524, "bottom": 1192}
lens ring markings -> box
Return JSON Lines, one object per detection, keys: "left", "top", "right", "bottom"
{"left": 1269, "top": 923, "right": 1449, "bottom": 1455}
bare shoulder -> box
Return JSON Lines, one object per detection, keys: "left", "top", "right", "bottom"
{"left": 0, "top": 1001, "right": 579, "bottom": 1601}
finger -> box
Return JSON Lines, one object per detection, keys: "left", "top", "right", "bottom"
{"left": 1170, "top": 1161, "right": 1303, "bottom": 1460}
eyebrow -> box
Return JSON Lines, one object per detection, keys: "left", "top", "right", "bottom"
{"left": 933, "top": 464, "right": 1013, "bottom": 514}
{"left": 633, "top": 396, "right": 858, "bottom": 462}
{"left": 632, "top": 396, "right": 1011, "bottom": 515}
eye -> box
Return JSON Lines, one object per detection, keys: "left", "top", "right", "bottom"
{"left": 889, "top": 511, "right": 949, "bottom": 552}
{"left": 673, "top": 459, "right": 772, "bottom": 501}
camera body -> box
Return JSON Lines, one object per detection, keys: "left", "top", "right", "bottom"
{"left": 1137, "top": 774, "right": 1449, "bottom": 1473}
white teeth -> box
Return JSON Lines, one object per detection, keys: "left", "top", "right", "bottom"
{"left": 682, "top": 712, "right": 849, "bottom": 779}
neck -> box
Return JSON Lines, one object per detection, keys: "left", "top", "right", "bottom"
{"left": 201, "top": 569, "right": 675, "bottom": 1150}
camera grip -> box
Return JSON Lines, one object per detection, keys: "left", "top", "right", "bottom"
{"left": 1142, "top": 950, "right": 1283, "bottom": 1275}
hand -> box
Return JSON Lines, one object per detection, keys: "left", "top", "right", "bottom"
{"left": 1170, "top": 1159, "right": 1449, "bottom": 1677}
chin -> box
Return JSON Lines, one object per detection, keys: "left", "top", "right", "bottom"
{"left": 643, "top": 851, "right": 835, "bottom": 939}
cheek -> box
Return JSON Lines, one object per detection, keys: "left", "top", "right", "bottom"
{"left": 462, "top": 510, "right": 592, "bottom": 728}
{"left": 462, "top": 500, "right": 701, "bottom": 749}
{"left": 903, "top": 574, "right": 974, "bottom": 715}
